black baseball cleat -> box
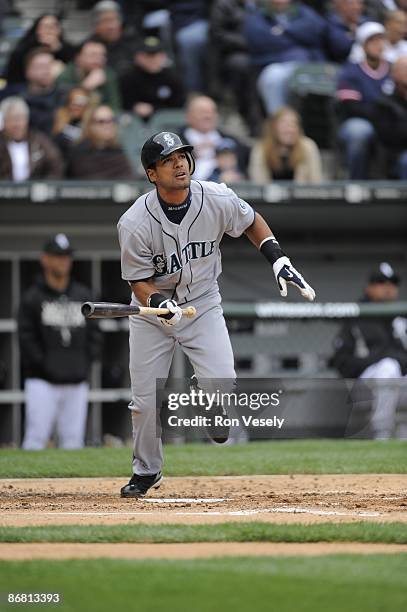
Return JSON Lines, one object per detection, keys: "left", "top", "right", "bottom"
{"left": 190, "top": 375, "right": 230, "bottom": 444}
{"left": 120, "top": 471, "right": 163, "bottom": 498}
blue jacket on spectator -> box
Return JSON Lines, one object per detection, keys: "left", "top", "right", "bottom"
{"left": 325, "top": 11, "right": 367, "bottom": 63}
{"left": 335, "top": 60, "right": 393, "bottom": 122}
{"left": 242, "top": 1, "right": 326, "bottom": 68}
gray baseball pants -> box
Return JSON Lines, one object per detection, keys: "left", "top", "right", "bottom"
{"left": 128, "top": 290, "right": 236, "bottom": 475}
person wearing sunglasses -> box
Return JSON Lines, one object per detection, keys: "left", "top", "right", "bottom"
{"left": 66, "top": 104, "right": 134, "bottom": 179}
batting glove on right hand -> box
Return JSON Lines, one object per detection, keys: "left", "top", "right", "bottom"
{"left": 157, "top": 298, "right": 183, "bottom": 327}
{"left": 273, "top": 256, "right": 316, "bottom": 302}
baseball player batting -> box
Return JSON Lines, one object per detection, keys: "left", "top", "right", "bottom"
{"left": 117, "top": 131, "right": 315, "bottom": 498}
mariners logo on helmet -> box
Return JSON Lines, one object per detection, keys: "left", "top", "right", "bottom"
{"left": 162, "top": 133, "right": 176, "bottom": 147}
{"left": 141, "top": 131, "right": 195, "bottom": 182}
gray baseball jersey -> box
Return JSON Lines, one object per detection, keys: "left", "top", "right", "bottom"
{"left": 117, "top": 180, "right": 255, "bottom": 303}
{"left": 118, "top": 180, "right": 254, "bottom": 475}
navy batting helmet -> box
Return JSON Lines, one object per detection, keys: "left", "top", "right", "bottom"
{"left": 141, "top": 132, "right": 195, "bottom": 181}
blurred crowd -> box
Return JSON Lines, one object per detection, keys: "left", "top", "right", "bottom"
{"left": 0, "top": 0, "right": 406, "bottom": 182}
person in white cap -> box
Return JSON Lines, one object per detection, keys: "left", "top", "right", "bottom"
{"left": 335, "top": 21, "right": 393, "bottom": 179}
{"left": 18, "top": 234, "right": 101, "bottom": 449}
{"left": 350, "top": 10, "right": 407, "bottom": 62}
{"left": 349, "top": 19, "right": 387, "bottom": 61}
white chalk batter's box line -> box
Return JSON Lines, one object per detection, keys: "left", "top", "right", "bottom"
{"left": 143, "top": 498, "right": 232, "bottom": 503}
{"left": 6, "top": 507, "right": 381, "bottom": 518}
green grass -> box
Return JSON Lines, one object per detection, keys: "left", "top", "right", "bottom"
{"left": 0, "top": 440, "right": 406, "bottom": 478}
{"left": 0, "top": 555, "right": 406, "bottom": 612}
{"left": 0, "top": 522, "right": 406, "bottom": 544}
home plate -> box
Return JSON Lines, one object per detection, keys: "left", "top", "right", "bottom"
{"left": 143, "top": 498, "right": 231, "bottom": 503}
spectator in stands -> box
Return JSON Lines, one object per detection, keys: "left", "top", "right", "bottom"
{"left": 119, "top": 35, "right": 185, "bottom": 120}
{"left": 335, "top": 22, "right": 393, "bottom": 179}
{"left": 331, "top": 262, "right": 407, "bottom": 440}
{"left": 52, "top": 87, "right": 94, "bottom": 157}
{"left": 57, "top": 40, "right": 121, "bottom": 113}
{"left": 374, "top": 56, "right": 407, "bottom": 177}
{"left": 350, "top": 9, "right": 407, "bottom": 61}
{"left": 248, "top": 107, "right": 322, "bottom": 183}
{"left": 5, "top": 14, "right": 75, "bottom": 84}
{"left": 208, "top": 137, "right": 247, "bottom": 182}
{"left": 66, "top": 104, "right": 134, "bottom": 179}
{"left": 384, "top": 10, "right": 407, "bottom": 61}
{"left": 325, "top": 0, "right": 367, "bottom": 63}
{"left": 243, "top": 0, "right": 326, "bottom": 114}
{"left": 17, "top": 48, "right": 66, "bottom": 135}
{"left": 0, "top": 97, "right": 63, "bottom": 180}
{"left": 179, "top": 94, "right": 249, "bottom": 180}
{"left": 76, "top": 0, "right": 170, "bottom": 36}
{"left": 169, "top": 0, "right": 212, "bottom": 93}
{"left": 90, "top": 0, "right": 137, "bottom": 78}
{"left": 18, "top": 233, "right": 101, "bottom": 450}
{"left": 210, "top": 0, "right": 262, "bottom": 136}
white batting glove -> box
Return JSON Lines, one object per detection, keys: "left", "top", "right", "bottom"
{"left": 158, "top": 298, "right": 183, "bottom": 326}
{"left": 273, "top": 256, "right": 316, "bottom": 302}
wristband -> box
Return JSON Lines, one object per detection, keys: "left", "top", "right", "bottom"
{"left": 259, "top": 237, "right": 285, "bottom": 265}
{"left": 147, "top": 292, "right": 167, "bottom": 308}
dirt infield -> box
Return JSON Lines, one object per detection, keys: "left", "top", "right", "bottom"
{"left": 1, "top": 474, "right": 406, "bottom": 527}
{"left": 1, "top": 475, "right": 406, "bottom": 560}
{"left": 1, "top": 542, "right": 406, "bottom": 560}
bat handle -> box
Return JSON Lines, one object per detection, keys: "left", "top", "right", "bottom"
{"left": 138, "top": 306, "right": 196, "bottom": 318}
{"left": 181, "top": 306, "right": 196, "bottom": 318}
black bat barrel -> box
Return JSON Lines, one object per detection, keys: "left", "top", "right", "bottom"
{"left": 81, "top": 302, "right": 141, "bottom": 318}
{"left": 81, "top": 302, "right": 95, "bottom": 318}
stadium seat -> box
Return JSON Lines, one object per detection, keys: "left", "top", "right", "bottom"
{"left": 118, "top": 114, "right": 151, "bottom": 177}
{"left": 148, "top": 108, "right": 186, "bottom": 135}
{"left": 288, "top": 62, "right": 340, "bottom": 150}
{"left": 289, "top": 62, "right": 340, "bottom": 97}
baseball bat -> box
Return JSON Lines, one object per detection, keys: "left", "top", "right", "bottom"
{"left": 81, "top": 301, "right": 196, "bottom": 319}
